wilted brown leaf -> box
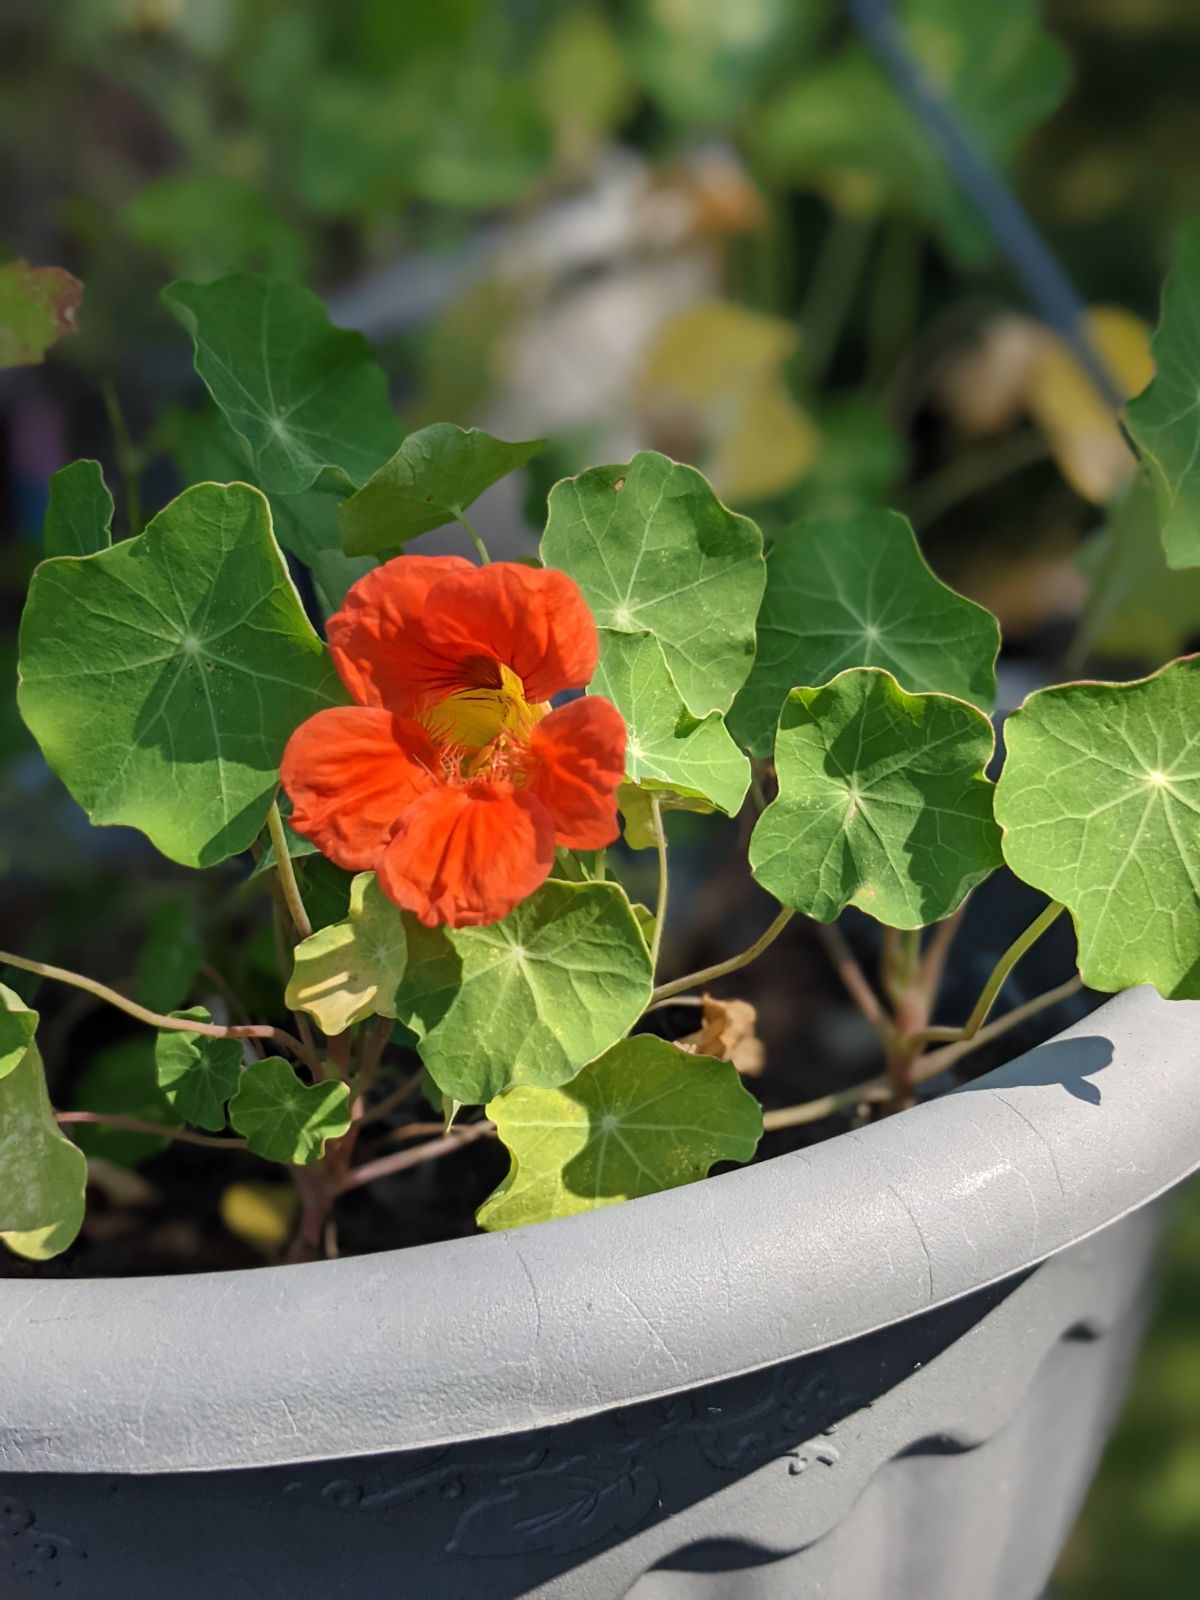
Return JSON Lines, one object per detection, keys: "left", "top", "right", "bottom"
{"left": 678, "top": 994, "right": 765, "bottom": 1077}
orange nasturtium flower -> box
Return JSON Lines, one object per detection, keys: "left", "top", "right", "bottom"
{"left": 281, "top": 555, "right": 626, "bottom": 929}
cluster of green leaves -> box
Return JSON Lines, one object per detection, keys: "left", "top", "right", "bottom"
{"left": 8, "top": 232, "right": 1200, "bottom": 1259}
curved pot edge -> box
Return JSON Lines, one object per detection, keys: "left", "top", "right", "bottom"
{"left": 2, "top": 985, "right": 1198, "bottom": 1475}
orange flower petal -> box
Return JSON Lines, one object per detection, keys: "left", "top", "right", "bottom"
{"left": 524, "top": 696, "right": 626, "bottom": 849}
{"left": 281, "top": 707, "right": 439, "bottom": 872}
{"left": 326, "top": 554, "right": 474, "bottom": 712}
{"left": 377, "top": 783, "right": 554, "bottom": 929}
{"left": 421, "top": 563, "right": 599, "bottom": 703}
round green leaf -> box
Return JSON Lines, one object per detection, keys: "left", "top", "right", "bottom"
{"left": 750, "top": 667, "right": 1002, "bottom": 928}
{"left": 286, "top": 872, "right": 408, "bottom": 1036}
{"left": 339, "top": 424, "right": 546, "bottom": 556}
{"left": 162, "top": 274, "right": 401, "bottom": 496}
{"left": 1126, "top": 222, "right": 1200, "bottom": 570}
{"left": 477, "top": 1035, "right": 763, "bottom": 1231}
{"left": 229, "top": 1058, "right": 351, "bottom": 1165}
{"left": 0, "top": 985, "right": 87, "bottom": 1261}
{"left": 42, "top": 460, "right": 113, "bottom": 558}
{"left": 730, "top": 509, "right": 999, "bottom": 758}
{"left": 590, "top": 631, "right": 749, "bottom": 820}
{"left": 995, "top": 656, "right": 1200, "bottom": 998}
{"left": 541, "top": 451, "right": 765, "bottom": 718}
{"left": 18, "top": 481, "right": 344, "bottom": 867}
{"left": 395, "top": 880, "right": 654, "bottom": 1106}
{"left": 154, "top": 1008, "right": 243, "bottom": 1132}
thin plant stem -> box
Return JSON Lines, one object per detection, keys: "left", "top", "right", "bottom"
{"left": 100, "top": 381, "right": 143, "bottom": 537}
{"left": 340, "top": 1120, "right": 496, "bottom": 1191}
{"left": 815, "top": 920, "right": 892, "bottom": 1040}
{"left": 911, "top": 901, "right": 1066, "bottom": 1047}
{"left": 649, "top": 795, "right": 669, "bottom": 973}
{"left": 913, "top": 973, "right": 1083, "bottom": 1083}
{"left": 867, "top": 217, "right": 922, "bottom": 390}
{"left": 57, "top": 1110, "right": 249, "bottom": 1152}
{"left": 358, "top": 1067, "right": 425, "bottom": 1128}
{"left": 760, "top": 972, "right": 1084, "bottom": 1130}
{"left": 652, "top": 907, "right": 794, "bottom": 1004}
{"left": 266, "top": 801, "right": 312, "bottom": 941}
{"left": 200, "top": 961, "right": 256, "bottom": 1032}
{"left": 458, "top": 510, "right": 490, "bottom": 565}
{"left": 901, "top": 431, "right": 1049, "bottom": 530}
{"left": 0, "top": 948, "right": 320, "bottom": 1073}
{"left": 761, "top": 1079, "right": 891, "bottom": 1132}
{"left": 802, "top": 210, "right": 873, "bottom": 384}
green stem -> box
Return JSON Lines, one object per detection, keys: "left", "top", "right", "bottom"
{"left": 458, "top": 509, "right": 490, "bottom": 565}
{"left": 912, "top": 901, "right": 1066, "bottom": 1047}
{"left": 57, "top": 1109, "right": 248, "bottom": 1153}
{"left": 901, "top": 430, "right": 1049, "bottom": 531}
{"left": 802, "top": 210, "right": 873, "bottom": 384}
{"left": 762, "top": 1079, "right": 892, "bottom": 1131}
{"left": 652, "top": 907, "right": 794, "bottom": 1004}
{"left": 913, "top": 973, "right": 1083, "bottom": 1083}
{"left": 266, "top": 802, "right": 312, "bottom": 941}
{"left": 649, "top": 795, "right": 669, "bottom": 973}
{"left": 0, "top": 948, "right": 320, "bottom": 1073}
{"left": 101, "top": 381, "right": 144, "bottom": 537}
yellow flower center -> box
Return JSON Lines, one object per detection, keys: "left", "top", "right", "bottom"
{"left": 423, "top": 660, "right": 546, "bottom": 751}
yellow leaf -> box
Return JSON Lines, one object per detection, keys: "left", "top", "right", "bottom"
{"left": 1027, "top": 307, "right": 1153, "bottom": 504}
{"left": 285, "top": 872, "right": 407, "bottom": 1036}
{"left": 219, "top": 1182, "right": 298, "bottom": 1255}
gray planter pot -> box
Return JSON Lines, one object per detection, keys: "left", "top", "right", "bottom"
{"left": 2, "top": 986, "right": 1198, "bottom": 1599}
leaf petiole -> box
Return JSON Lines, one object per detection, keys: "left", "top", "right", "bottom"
{"left": 910, "top": 900, "right": 1067, "bottom": 1048}
{"left": 266, "top": 801, "right": 313, "bottom": 941}
{"left": 457, "top": 508, "right": 490, "bottom": 565}
{"left": 652, "top": 907, "right": 794, "bottom": 1004}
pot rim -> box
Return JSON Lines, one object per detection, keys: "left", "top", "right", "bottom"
{"left": 2, "top": 985, "right": 1197, "bottom": 1476}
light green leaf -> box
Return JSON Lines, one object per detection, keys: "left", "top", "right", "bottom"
{"left": 1125, "top": 223, "right": 1200, "bottom": 570}
{"left": 229, "top": 1057, "right": 351, "bottom": 1165}
{"left": 730, "top": 509, "right": 999, "bottom": 758}
{"left": 617, "top": 782, "right": 721, "bottom": 852}
{"left": 18, "top": 481, "right": 344, "bottom": 867}
{"left": 750, "top": 667, "right": 1002, "bottom": 927}
{"left": 994, "top": 656, "right": 1200, "bottom": 998}
{"left": 339, "top": 424, "right": 545, "bottom": 556}
{"left": 163, "top": 274, "right": 401, "bottom": 496}
{"left": 1075, "top": 473, "right": 1200, "bottom": 665}
{"left": 154, "top": 1008, "right": 243, "bottom": 1132}
{"left": 0, "top": 985, "right": 87, "bottom": 1260}
{"left": 0, "top": 981, "right": 36, "bottom": 1082}
{"left": 477, "top": 1035, "right": 762, "bottom": 1231}
{"left": 286, "top": 872, "right": 408, "bottom": 1035}
{"left": 42, "top": 460, "right": 113, "bottom": 558}
{"left": 395, "top": 880, "right": 654, "bottom": 1105}
{"left": 541, "top": 451, "right": 765, "bottom": 718}
{"left": 122, "top": 174, "right": 308, "bottom": 282}
{"left": 591, "top": 630, "right": 749, "bottom": 822}
{"left": 0, "top": 259, "right": 82, "bottom": 368}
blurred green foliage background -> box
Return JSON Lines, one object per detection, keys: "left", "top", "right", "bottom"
{"left": 2, "top": 1, "right": 1199, "bottom": 1586}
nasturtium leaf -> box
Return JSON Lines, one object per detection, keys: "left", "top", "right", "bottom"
{"left": 339, "top": 424, "right": 546, "bottom": 556}
{"left": 18, "top": 481, "right": 344, "bottom": 867}
{"left": 994, "top": 656, "right": 1200, "bottom": 998}
{"left": 162, "top": 274, "right": 401, "bottom": 496}
{"left": 541, "top": 451, "right": 765, "bottom": 718}
{"left": 1125, "top": 223, "right": 1200, "bottom": 569}
{"left": 135, "top": 896, "right": 203, "bottom": 1014}
{"left": 1075, "top": 473, "right": 1200, "bottom": 665}
{"left": 395, "top": 880, "right": 654, "bottom": 1105}
{"left": 591, "top": 630, "right": 749, "bottom": 821}
{"left": 229, "top": 1058, "right": 351, "bottom": 1165}
{"left": 42, "top": 460, "right": 113, "bottom": 558}
{"left": 0, "top": 985, "right": 86, "bottom": 1260}
{"left": 154, "top": 1008, "right": 243, "bottom": 1132}
{"left": 730, "top": 509, "right": 999, "bottom": 758}
{"left": 477, "top": 1035, "right": 762, "bottom": 1231}
{"left": 617, "top": 782, "right": 723, "bottom": 852}
{"left": 70, "top": 1039, "right": 180, "bottom": 1168}
{"left": 750, "top": 668, "right": 1002, "bottom": 928}
{"left": 0, "top": 260, "right": 82, "bottom": 368}
{"left": 286, "top": 872, "right": 408, "bottom": 1035}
